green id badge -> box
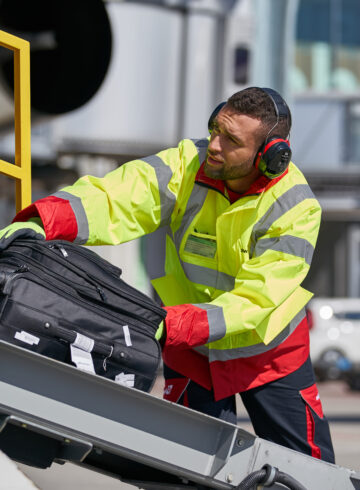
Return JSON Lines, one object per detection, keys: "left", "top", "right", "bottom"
{"left": 184, "top": 234, "right": 217, "bottom": 258}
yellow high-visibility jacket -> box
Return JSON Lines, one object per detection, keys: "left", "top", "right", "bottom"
{"left": 15, "top": 138, "right": 321, "bottom": 400}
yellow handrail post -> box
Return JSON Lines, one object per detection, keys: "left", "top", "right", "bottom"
{"left": 0, "top": 30, "right": 31, "bottom": 213}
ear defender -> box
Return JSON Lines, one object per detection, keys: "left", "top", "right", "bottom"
{"left": 254, "top": 87, "right": 292, "bottom": 179}
{"left": 254, "top": 137, "right": 292, "bottom": 179}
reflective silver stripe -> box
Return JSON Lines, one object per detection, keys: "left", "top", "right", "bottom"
{"left": 208, "top": 308, "right": 306, "bottom": 362}
{"left": 151, "top": 226, "right": 172, "bottom": 278}
{"left": 174, "top": 184, "right": 209, "bottom": 251}
{"left": 250, "top": 184, "right": 316, "bottom": 257}
{"left": 194, "top": 345, "right": 210, "bottom": 357}
{"left": 182, "top": 261, "right": 235, "bottom": 291}
{"left": 254, "top": 235, "right": 315, "bottom": 265}
{"left": 193, "top": 303, "right": 226, "bottom": 342}
{"left": 191, "top": 138, "right": 209, "bottom": 164}
{"left": 53, "top": 191, "right": 89, "bottom": 244}
{"left": 172, "top": 139, "right": 233, "bottom": 290}
{"left": 171, "top": 169, "right": 235, "bottom": 290}
{"left": 167, "top": 225, "right": 236, "bottom": 290}
{"left": 141, "top": 155, "right": 176, "bottom": 227}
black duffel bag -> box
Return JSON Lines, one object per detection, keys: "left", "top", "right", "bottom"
{"left": 0, "top": 238, "right": 166, "bottom": 393}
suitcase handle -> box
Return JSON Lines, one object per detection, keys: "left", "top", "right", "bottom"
{"left": 55, "top": 323, "right": 114, "bottom": 357}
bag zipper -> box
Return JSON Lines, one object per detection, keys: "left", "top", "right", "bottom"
{"left": 48, "top": 243, "right": 108, "bottom": 300}
{"left": 2, "top": 248, "right": 107, "bottom": 302}
{"left": 2, "top": 247, "right": 161, "bottom": 329}
{"left": 0, "top": 263, "right": 29, "bottom": 294}
{"left": 0, "top": 261, "right": 160, "bottom": 377}
{"left": 49, "top": 241, "right": 164, "bottom": 316}
{"left": 11, "top": 240, "right": 166, "bottom": 320}
{"left": 17, "top": 239, "right": 121, "bottom": 277}
{"left": 7, "top": 264, "right": 157, "bottom": 340}
{"left": 54, "top": 240, "right": 122, "bottom": 277}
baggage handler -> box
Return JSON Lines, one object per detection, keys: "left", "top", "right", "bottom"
{"left": 0, "top": 87, "right": 335, "bottom": 463}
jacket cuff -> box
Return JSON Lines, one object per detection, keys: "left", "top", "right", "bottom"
{"left": 13, "top": 196, "right": 78, "bottom": 242}
{"left": 164, "top": 304, "right": 210, "bottom": 349}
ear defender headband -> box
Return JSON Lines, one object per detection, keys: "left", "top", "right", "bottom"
{"left": 253, "top": 87, "right": 292, "bottom": 179}
{"left": 207, "top": 88, "right": 292, "bottom": 180}
{"left": 208, "top": 101, "right": 226, "bottom": 133}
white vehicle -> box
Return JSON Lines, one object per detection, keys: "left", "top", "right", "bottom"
{"left": 309, "top": 297, "right": 360, "bottom": 389}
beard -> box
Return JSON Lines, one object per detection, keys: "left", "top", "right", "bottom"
{"left": 204, "top": 154, "right": 256, "bottom": 181}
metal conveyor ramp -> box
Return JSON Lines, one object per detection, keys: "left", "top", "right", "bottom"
{"left": 0, "top": 340, "right": 359, "bottom": 490}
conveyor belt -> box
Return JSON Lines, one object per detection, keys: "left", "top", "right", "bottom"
{"left": 0, "top": 341, "right": 359, "bottom": 490}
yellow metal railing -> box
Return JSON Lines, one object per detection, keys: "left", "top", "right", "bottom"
{"left": 0, "top": 30, "right": 31, "bottom": 213}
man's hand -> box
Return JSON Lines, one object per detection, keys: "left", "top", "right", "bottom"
{"left": 0, "top": 218, "right": 45, "bottom": 251}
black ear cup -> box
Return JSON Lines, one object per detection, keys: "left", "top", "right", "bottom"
{"left": 256, "top": 137, "right": 292, "bottom": 179}
{"left": 255, "top": 88, "right": 292, "bottom": 179}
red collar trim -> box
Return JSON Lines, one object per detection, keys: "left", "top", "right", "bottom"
{"left": 195, "top": 162, "right": 288, "bottom": 204}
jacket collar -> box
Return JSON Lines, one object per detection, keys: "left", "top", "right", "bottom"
{"left": 195, "top": 162, "right": 288, "bottom": 204}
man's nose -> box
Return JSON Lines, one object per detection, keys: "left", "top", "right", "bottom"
{"left": 208, "top": 133, "right": 222, "bottom": 153}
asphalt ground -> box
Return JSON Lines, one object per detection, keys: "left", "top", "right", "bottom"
{"left": 17, "top": 378, "right": 360, "bottom": 489}
{"left": 235, "top": 379, "right": 360, "bottom": 471}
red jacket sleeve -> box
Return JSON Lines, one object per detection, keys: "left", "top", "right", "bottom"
{"left": 13, "top": 196, "right": 78, "bottom": 241}
{"left": 163, "top": 304, "right": 210, "bottom": 349}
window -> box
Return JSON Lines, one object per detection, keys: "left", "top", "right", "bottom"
{"left": 234, "top": 47, "right": 249, "bottom": 85}
{"left": 335, "top": 312, "right": 360, "bottom": 320}
{"left": 293, "top": 0, "right": 360, "bottom": 92}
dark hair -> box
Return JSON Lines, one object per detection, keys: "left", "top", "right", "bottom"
{"left": 227, "top": 87, "right": 291, "bottom": 141}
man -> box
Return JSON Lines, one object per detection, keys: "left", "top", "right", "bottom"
{"left": 0, "top": 87, "right": 335, "bottom": 462}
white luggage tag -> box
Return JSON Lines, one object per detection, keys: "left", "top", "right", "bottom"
{"left": 115, "top": 372, "right": 135, "bottom": 388}
{"left": 73, "top": 332, "right": 95, "bottom": 352}
{"left": 123, "top": 325, "right": 132, "bottom": 346}
{"left": 14, "top": 330, "right": 40, "bottom": 346}
{"left": 70, "top": 333, "right": 95, "bottom": 374}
